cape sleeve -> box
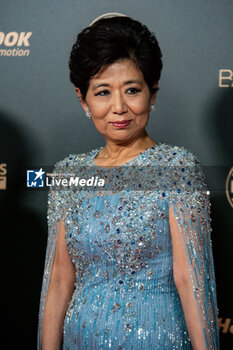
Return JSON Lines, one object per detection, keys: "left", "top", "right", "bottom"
{"left": 168, "top": 150, "right": 220, "bottom": 349}
{"left": 37, "top": 160, "right": 69, "bottom": 350}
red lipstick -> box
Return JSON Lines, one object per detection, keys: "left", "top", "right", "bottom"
{"left": 111, "top": 120, "right": 132, "bottom": 128}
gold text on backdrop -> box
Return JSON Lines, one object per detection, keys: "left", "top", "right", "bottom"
{"left": 225, "top": 167, "right": 233, "bottom": 208}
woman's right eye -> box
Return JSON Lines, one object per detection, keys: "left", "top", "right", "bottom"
{"left": 95, "top": 90, "right": 110, "bottom": 96}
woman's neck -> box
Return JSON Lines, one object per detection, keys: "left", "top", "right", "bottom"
{"left": 94, "top": 132, "right": 156, "bottom": 166}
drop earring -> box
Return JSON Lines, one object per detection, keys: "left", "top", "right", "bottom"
{"left": 85, "top": 108, "right": 92, "bottom": 119}
{"left": 149, "top": 103, "right": 155, "bottom": 112}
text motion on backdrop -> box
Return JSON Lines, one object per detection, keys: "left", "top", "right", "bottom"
{"left": 0, "top": 32, "right": 32, "bottom": 56}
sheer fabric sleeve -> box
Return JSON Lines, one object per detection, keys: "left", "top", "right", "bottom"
{"left": 168, "top": 151, "right": 219, "bottom": 349}
{"left": 37, "top": 161, "right": 68, "bottom": 350}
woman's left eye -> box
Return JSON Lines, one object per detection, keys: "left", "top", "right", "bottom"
{"left": 127, "top": 88, "right": 141, "bottom": 94}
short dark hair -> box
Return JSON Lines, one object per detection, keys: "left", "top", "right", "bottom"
{"left": 69, "top": 16, "right": 163, "bottom": 100}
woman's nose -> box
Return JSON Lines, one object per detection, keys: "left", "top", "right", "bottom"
{"left": 111, "top": 91, "right": 127, "bottom": 114}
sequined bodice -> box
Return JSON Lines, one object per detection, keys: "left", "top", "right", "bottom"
{"left": 38, "top": 142, "right": 219, "bottom": 350}
{"left": 65, "top": 189, "right": 174, "bottom": 291}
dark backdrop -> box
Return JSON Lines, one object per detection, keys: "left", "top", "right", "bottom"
{"left": 0, "top": 1, "right": 232, "bottom": 348}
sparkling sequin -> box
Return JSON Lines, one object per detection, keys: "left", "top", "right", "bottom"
{"left": 151, "top": 231, "right": 157, "bottom": 239}
{"left": 104, "top": 223, "right": 110, "bottom": 233}
{"left": 112, "top": 303, "right": 121, "bottom": 312}
{"left": 93, "top": 210, "right": 100, "bottom": 218}
{"left": 138, "top": 283, "right": 144, "bottom": 291}
{"left": 126, "top": 323, "right": 132, "bottom": 332}
{"left": 38, "top": 142, "right": 219, "bottom": 350}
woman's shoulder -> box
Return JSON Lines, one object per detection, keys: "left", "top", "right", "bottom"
{"left": 53, "top": 146, "right": 101, "bottom": 170}
{"left": 157, "top": 142, "right": 201, "bottom": 166}
{"left": 158, "top": 142, "right": 208, "bottom": 193}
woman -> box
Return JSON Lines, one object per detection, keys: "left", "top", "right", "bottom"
{"left": 38, "top": 14, "right": 219, "bottom": 349}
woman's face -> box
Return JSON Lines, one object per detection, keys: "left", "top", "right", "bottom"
{"left": 76, "top": 59, "right": 157, "bottom": 144}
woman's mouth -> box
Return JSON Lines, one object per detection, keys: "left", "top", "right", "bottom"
{"left": 111, "top": 120, "right": 132, "bottom": 128}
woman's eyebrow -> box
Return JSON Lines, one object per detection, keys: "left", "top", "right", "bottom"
{"left": 123, "top": 79, "right": 143, "bottom": 86}
{"left": 93, "top": 83, "right": 110, "bottom": 90}
{"left": 93, "top": 79, "right": 143, "bottom": 90}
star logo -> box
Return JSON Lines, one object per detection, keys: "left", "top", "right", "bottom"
{"left": 34, "top": 168, "right": 45, "bottom": 181}
{"left": 27, "top": 168, "right": 45, "bottom": 188}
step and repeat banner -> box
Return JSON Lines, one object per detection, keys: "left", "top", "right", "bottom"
{"left": 1, "top": 1, "right": 232, "bottom": 349}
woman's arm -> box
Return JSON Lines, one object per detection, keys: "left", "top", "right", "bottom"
{"left": 169, "top": 205, "right": 207, "bottom": 350}
{"left": 41, "top": 220, "right": 75, "bottom": 350}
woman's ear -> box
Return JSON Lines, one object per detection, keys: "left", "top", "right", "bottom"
{"left": 75, "top": 87, "right": 88, "bottom": 111}
{"left": 150, "top": 82, "right": 159, "bottom": 104}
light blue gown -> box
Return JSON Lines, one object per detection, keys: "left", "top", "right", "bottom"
{"left": 38, "top": 142, "right": 219, "bottom": 349}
